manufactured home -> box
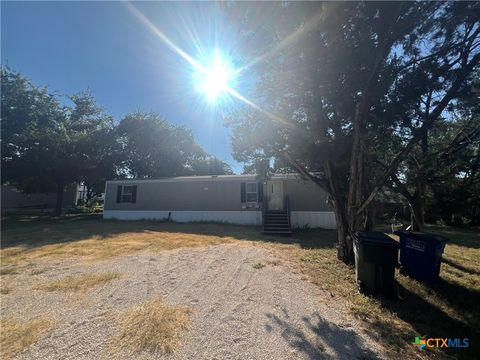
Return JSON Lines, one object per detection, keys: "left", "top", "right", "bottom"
{"left": 103, "top": 174, "right": 336, "bottom": 233}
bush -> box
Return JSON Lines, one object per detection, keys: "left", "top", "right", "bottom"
{"left": 448, "top": 215, "right": 473, "bottom": 228}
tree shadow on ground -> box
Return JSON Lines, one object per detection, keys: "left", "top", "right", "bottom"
{"left": 376, "top": 222, "right": 480, "bottom": 249}
{"left": 425, "top": 225, "right": 480, "bottom": 249}
{"left": 425, "top": 277, "right": 480, "bottom": 313}
{"left": 265, "top": 309, "right": 381, "bottom": 360}
{"left": 0, "top": 213, "right": 337, "bottom": 250}
{"left": 441, "top": 256, "right": 480, "bottom": 275}
{"left": 362, "top": 279, "right": 479, "bottom": 360}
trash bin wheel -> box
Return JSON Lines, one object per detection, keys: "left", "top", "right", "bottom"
{"left": 399, "top": 266, "right": 409, "bottom": 276}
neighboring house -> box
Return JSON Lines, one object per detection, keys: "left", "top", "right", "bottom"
{"left": 77, "top": 183, "right": 105, "bottom": 204}
{"left": 103, "top": 174, "right": 336, "bottom": 233}
{"left": 1, "top": 184, "right": 79, "bottom": 212}
{"left": 376, "top": 189, "right": 410, "bottom": 220}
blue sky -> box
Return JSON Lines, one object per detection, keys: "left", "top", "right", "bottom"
{"left": 1, "top": 1, "right": 249, "bottom": 173}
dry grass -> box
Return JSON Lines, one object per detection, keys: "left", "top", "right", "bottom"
{"left": 273, "top": 227, "right": 480, "bottom": 360}
{"left": 41, "top": 272, "right": 120, "bottom": 292}
{"left": 111, "top": 297, "right": 192, "bottom": 355}
{"left": 252, "top": 261, "right": 266, "bottom": 269}
{"left": 2, "top": 214, "right": 477, "bottom": 359}
{"left": 0, "top": 267, "right": 18, "bottom": 275}
{"left": 296, "top": 247, "right": 422, "bottom": 359}
{"left": 1, "top": 215, "right": 241, "bottom": 269}
{"left": 30, "top": 268, "right": 48, "bottom": 275}
{"left": 1, "top": 286, "right": 12, "bottom": 295}
{"left": 0, "top": 316, "right": 55, "bottom": 359}
{"left": 267, "top": 259, "right": 281, "bottom": 266}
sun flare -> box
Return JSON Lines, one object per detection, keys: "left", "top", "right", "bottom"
{"left": 196, "top": 53, "right": 234, "bottom": 103}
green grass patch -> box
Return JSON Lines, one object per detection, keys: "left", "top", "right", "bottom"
{"left": 252, "top": 262, "right": 266, "bottom": 269}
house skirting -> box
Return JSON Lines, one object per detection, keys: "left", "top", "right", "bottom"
{"left": 103, "top": 210, "right": 263, "bottom": 225}
{"left": 103, "top": 210, "right": 337, "bottom": 229}
{"left": 290, "top": 211, "right": 336, "bottom": 229}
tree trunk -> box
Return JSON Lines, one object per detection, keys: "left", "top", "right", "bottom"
{"left": 332, "top": 198, "right": 354, "bottom": 263}
{"left": 55, "top": 182, "right": 64, "bottom": 216}
{"left": 347, "top": 103, "right": 367, "bottom": 233}
{"left": 410, "top": 198, "right": 425, "bottom": 232}
{"left": 410, "top": 129, "right": 428, "bottom": 232}
{"left": 325, "top": 161, "right": 355, "bottom": 263}
{"left": 343, "top": 102, "right": 368, "bottom": 263}
{"left": 364, "top": 202, "right": 377, "bottom": 231}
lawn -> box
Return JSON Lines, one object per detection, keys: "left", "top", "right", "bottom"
{"left": 283, "top": 225, "right": 480, "bottom": 360}
{"left": 1, "top": 213, "right": 478, "bottom": 359}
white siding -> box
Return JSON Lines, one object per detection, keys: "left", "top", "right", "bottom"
{"left": 290, "top": 211, "right": 336, "bottom": 229}
{"left": 103, "top": 210, "right": 262, "bottom": 225}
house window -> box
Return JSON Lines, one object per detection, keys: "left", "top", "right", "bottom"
{"left": 116, "top": 185, "right": 137, "bottom": 203}
{"left": 121, "top": 186, "right": 134, "bottom": 203}
{"left": 246, "top": 182, "right": 258, "bottom": 203}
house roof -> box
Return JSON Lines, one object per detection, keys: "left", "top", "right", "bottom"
{"left": 106, "top": 173, "right": 303, "bottom": 184}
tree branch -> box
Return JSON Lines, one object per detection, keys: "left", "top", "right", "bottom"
{"left": 282, "top": 152, "right": 330, "bottom": 192}
{"left": 356, "top": 52, "right": 480, "bottom": 216}
{"left": 398, "top": 26, "right": 480, "bottom": 72}
{"left": 390, "top": 173, "right": 415, "bottom": 203}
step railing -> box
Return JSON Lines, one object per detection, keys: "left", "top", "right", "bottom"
{"left": 284, "top": 195, "right": 291, "bottom": 228}
{"left": 262, "top": 195, "right": 268, "bottom": 227}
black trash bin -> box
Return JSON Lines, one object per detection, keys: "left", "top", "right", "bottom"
{"left": 352, "top": 232, "right": 399, "bottom": 299}
{"left": 394, "top": 231, "right": 448, "bottom": 282}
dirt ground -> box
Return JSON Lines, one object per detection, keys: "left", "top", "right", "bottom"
{"left": 2, "top": 243, "right": 386, "bottom": 360}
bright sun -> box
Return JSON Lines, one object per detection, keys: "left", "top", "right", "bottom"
{"left": 196, "top": 53, "right": 234, "bottom": 103}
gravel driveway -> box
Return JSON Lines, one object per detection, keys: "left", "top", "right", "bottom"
{"left": 6, "top": 243, "right": 385, "bottom": 359}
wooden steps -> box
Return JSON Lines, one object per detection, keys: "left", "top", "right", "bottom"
{"left": 262, "top": 210, "right": 292, "bottom": 235}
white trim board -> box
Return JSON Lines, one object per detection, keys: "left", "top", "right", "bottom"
{"left": 104, "top": 210, "right": 336, "bottom": 229}
{"left": 103, "top": 210, "right": 262, "bottom": 225}
{"left": 290, "top": 211, "right": 336, "bottom": 229}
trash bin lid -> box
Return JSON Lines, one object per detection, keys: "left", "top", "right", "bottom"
{"left": 353, "top": 231, "right": 399, "bottom": 248}
{"left": 394, "top": 231, "right": 448, "bottom": 244}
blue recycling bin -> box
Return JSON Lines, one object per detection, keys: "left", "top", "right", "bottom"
{"left": 394, "top": 231, "right": 448, "bottom": 282}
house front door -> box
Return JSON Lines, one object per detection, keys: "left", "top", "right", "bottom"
{"left": 267, "top": 181, "right": 283, "bottom": 210}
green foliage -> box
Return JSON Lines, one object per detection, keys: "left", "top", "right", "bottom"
{"left": 229, "top": 2, "right": 478, "bottom": 170}
{"left": 1, "top": 67, "right": 63, "bottom": 191}
{"left": 229, "top": 2, "right": 428, "bottom": 171}
{"left": 431, "top": 169, "right": 480, "bottom": 226}
{"left": 1, "top": 68, "right": 234, "bottom": 211}
{"left": 190, "top": 156, "right": 234, "bottom": 176}
{"left": 1, "top": 67, "right": 118, "bottom": 213}
{"left": 383, "top": 76, "right": 480, "bottom": 227}
{"left": 226, "top": 2, "right": 479, "bottom": 236}
{"left": 117, "top": 111, "right": 232, "bottom": 177}
{"left": 252, "top": 262, "right": 265, "bottom": 269}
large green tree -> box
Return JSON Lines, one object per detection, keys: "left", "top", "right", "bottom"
{"left": 227, "top": 2, "right": 480, "bottom": 262}
{"left": 116, "top": 111, "right": 232, "bottom": 178}
{"left": 1, "top": 68, "right": 118, "bottom": 214}
{"left": 190, "top": 156, "right": 234, "bottom": 176}
{"left": 2, "top": 69, "right": 233, "bottom": 215}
